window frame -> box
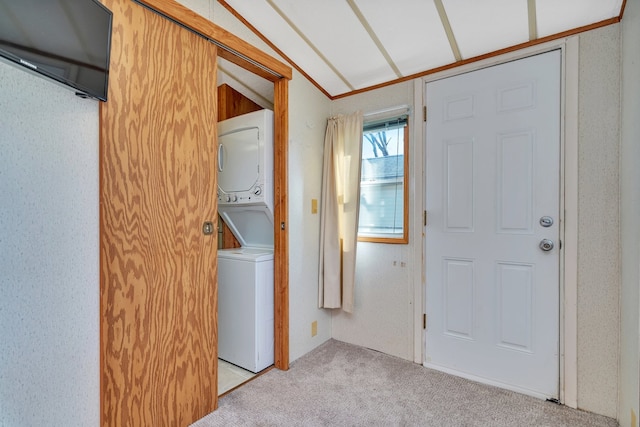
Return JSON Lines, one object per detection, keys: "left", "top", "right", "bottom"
{"left": 357, "top": 121, "right": 409, "bottom": 244}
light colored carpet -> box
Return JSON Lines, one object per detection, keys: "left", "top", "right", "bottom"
{"left": 193, "top": 339, "right": 619, "bottom": 427}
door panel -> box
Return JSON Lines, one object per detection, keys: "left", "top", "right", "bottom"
{"left": 443, "top": 258, "right": 474, "bottom": 339}
{"left": 444, "top": 139, "right": 474, "bottom": 231}
{"left": 497, "top": 131, "right": 534, "bottom": 233}
{"left": 100, "top": 0, "right": 218, "bottom": 425}
{"left": 425, "top": 51, "right": 561, "bottom": 398}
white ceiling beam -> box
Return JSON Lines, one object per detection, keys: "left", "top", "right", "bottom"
{"left": 528, "top": 0, "right": 538, "bottom": 40}
{"left": 347, "top": 0, "right": 402, "bottom": 79}
{"left": 265, "top": 0, "right": 355, "bottom": 91}
{"left": 434, "top": 0, "right": 462, "bottom": 61}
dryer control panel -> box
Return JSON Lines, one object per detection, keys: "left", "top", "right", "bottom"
{"left": 217, "top": 185, "right": 263, "bottom": 204}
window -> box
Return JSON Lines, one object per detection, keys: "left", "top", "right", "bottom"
{"left": 358, "top": 115, "right": 408, "bottom": 243}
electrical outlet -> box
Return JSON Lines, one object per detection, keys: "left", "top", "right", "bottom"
{"left": 311, "top": 199, "right": 318, "bottom": 214}
{"left": 311, "top": 320, "right": 318, "bottom": 337}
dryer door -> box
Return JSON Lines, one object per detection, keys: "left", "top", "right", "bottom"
{"left": 218, "top": 126, "right": 260, "bottom": 195}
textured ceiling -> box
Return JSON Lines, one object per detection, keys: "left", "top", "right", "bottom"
{"left": 219, "top": 0, "right": 625, "bottom": 99}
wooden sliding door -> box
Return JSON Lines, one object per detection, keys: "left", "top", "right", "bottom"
{"left": 136, "top": 0, "right": 292, "bottom": 372}
{"left": 100, "top": 0, "right": 218, "bottom": 425}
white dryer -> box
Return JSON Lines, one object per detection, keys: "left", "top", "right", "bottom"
{"left": 217, "top": 109, "right": 274, "bottom": 373}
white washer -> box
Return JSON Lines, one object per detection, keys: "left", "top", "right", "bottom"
{"left": 216, "top": 110, "right": 275, "bottom": 373}
{"left": 217, "top": 247, "right": 274, "bottom": 373}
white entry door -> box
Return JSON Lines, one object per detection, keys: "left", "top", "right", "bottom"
{"left": 424, "top": 50, "right": 561, "bottom": 399}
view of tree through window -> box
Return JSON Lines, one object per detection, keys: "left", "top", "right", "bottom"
{"left": 358, "top": 116, "right": 408, "bottom": 243}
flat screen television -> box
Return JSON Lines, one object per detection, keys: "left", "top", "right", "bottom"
{"left": 0, "top": 0, "right": 113, "bottom": 101}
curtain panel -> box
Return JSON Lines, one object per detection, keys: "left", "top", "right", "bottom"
{"left": 318, "top": 111, "right": 363, "bottom": 313}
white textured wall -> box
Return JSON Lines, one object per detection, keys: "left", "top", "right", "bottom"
{"left": 287, "top": 69, "right": 333, "bottom": 361}
{"left": 330, "top": 82, "right": 416, "bottom": 360}
{"left": 0, "top": 62, "right": 99, "bottom": 426}
{"left": 619, "top": 0, "right": 640, "bottom": 425}
{"left": 576, "top": 24, "right": 621, "bottom": 418}
{"left": 176, "top": 0, "right": 213, "bottom": 19}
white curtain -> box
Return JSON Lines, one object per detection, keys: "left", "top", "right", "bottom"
{"left": 318, "top": 111, "right": 363, "bottom": 313}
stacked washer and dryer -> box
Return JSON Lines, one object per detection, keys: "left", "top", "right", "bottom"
{"left": 217, "top": 109, "right": 275, "bottom": 374}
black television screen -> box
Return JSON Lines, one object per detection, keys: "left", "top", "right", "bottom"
{"left": 0, "top": 0, "right": 113, "bottom": 101}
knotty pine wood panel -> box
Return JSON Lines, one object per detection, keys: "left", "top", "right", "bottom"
{"left": 220, "top": 222, "right": 241, "bottom": 249}
{"left": 99, "top": 0, "right": 218, "bottom": 425}
{"left": 217, "top": 83, "right": 263, "bottom": 122}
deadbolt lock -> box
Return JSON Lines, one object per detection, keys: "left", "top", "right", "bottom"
{"left": 539, "top": 216, "right": 554, "bottom": 227}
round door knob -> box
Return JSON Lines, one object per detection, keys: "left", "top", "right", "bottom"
{"left": 202, "top": 221, "right": 214, "bottom": 235}
{"left": 539, "top": 239, "right": 554, "bottom": 251}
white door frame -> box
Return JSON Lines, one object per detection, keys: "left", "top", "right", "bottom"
{"left": 412, "top": 37, "right": 579, "bottom": 408}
